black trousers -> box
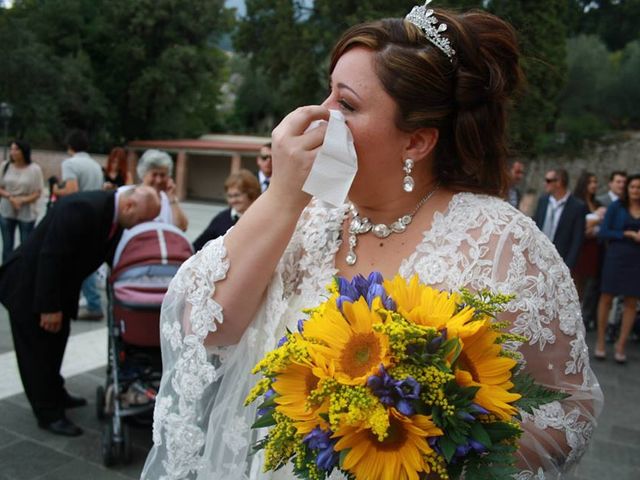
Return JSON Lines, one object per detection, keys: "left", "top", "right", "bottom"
{"left": 8, "top": 307, "right": 70, "bottom": 424}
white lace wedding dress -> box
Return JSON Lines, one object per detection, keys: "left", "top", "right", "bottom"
{"left": 141, "top": 193, "right": 603, "bottom": 480}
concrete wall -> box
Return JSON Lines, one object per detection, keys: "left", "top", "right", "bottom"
{"left": 29, "top": 150, "right": 107, "bottom": 183}
{"left": 29, "top": 130, "right": 639, "bottom": 205}
{"left": 186, "top": 153, "right": 259, "bottom": 201}
{"left": 517, "top": 131, "right": 640, "bottom": 215}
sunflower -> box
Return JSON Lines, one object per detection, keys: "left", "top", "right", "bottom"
{"left": 303, "top": 297, "right": 392, "bottom": 386}
{"left": 384, "top": 275, "right": 477, "bottom": 336}
{"left": 454, "top": 323, "right": 521, "bottom": 420}
{"left": 272, "top": 360, "right": 329, "bottom": 434}
{"left": 334, "top": 408, "right": 442, "bottom": 480}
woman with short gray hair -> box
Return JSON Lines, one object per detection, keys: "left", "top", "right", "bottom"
{"left": 135, "top": 149, "right": 188, "bottom": 231}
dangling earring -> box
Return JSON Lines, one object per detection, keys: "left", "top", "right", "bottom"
{"left": 402, "top": 158, "right": 415, "bottom": 193}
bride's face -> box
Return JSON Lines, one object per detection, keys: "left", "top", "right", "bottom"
{"left": 322, "top": 47, "right": 410, "bottom": 205}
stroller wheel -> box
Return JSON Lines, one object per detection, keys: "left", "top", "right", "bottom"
{"left": 120, "top": 422, "right": 133, "bottom": 464}
{"left": 101, "top": 422, "right": 116, "bottom": 467}
{"left": 96, "top": 386, "right": 106, "bottom": 421}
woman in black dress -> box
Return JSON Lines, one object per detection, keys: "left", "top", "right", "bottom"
{"left": 595, "top": 173, "right": 640, "bottom": 363}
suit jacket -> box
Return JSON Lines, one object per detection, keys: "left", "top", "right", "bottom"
{"left": 192, "top": 208, "right": 237, "bottom": 252}
{"left": 0, "top": 190, "right": 122, "bottom": 319}
{"left": 596, "top": 192, "right": 614, "bottom": 208}
{"left": 534, "top": 194, "right": 588, "bottom": 269}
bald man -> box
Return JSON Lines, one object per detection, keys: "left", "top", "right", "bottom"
{"left": 0, "top": 186, "right": 160, "bottom": 436}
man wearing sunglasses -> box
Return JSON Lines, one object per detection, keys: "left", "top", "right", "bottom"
{"left": 256, "top": 143, "right": 272, "bottom": 193}
{"left": 534, "top": 168, "right": 588, "bottom": 269}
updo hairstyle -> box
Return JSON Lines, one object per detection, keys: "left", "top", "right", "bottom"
{"left": 330, "top": 9, "right": 523, "bottom": 197}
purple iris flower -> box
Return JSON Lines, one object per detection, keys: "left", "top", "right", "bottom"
{"left": 336, "top": 272, "right": 396, "bottom": 310}
{"left": 303, "top": 427, "right": 338, "bottom": 471}
{"left": 427, "top": 329, "right": 447, "bottom": 353}
{"left": 454, "top": 438, "right": 487, "bottom": 458}
{"left": 297, "top": 319, "right": 305, "bottom": 334}
{"left": 257, "top": 389, "right": 276, "bottom": 417}
{"left": 367, "top": 365, "right": 420, "bottom": 416}
{"left": 469, "top": 403, "right": 489, "bottom": 415}
{"left": 277, "top": 335, "right": 287, "bottom": 347}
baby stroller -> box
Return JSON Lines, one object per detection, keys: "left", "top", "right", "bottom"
{"left": 96, "top": 222, "right": 193, "bottom": 466}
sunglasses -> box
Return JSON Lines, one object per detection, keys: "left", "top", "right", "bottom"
{"left": 544, "top": 177, "right": 558, "bottom": 183}
{"left": 259, "top": 154, "right": 272, "bottom": 160}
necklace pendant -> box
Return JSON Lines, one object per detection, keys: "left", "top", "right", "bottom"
{"left": 391, "top": 221, "right": 407, "bottom": 233}
{"left": 372, "top": 223, "right": 392, "bottom": 238}
{"left": 346, "top": 249, "right": 357, "bottom": 265}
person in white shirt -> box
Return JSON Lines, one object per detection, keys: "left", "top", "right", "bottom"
{"left": 256, "top": 143, "right": 272, "bottom": 192}
{"left": 53, "top": 130, "right": 103, "bottom": 196}
{"left": 596, "top": 170, "right": 627, "bottom": 208}
{"left": 533, "top": 168, "right": 588, "bottom": 269}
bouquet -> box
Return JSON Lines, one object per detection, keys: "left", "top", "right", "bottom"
{"left": 245, "top": 273, "right": 568, "bottom": 479}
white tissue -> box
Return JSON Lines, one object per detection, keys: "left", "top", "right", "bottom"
{"left": 302, "top": 109, "right": 358, "bottom": 207}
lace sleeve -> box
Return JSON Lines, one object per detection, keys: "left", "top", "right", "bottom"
{"left": 493, "top": 214, "right": 603, "bottom": 479}
{"left": 141, "top": 201, "right": 346, "bottom": 480}
{"left": 141, "top": 236, "right": 230, "bottom": 479}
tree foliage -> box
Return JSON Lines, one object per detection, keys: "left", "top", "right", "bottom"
{"left": 554, "top": 35, "right": 640, "bottom": 150}
{"left": 0, "top": 0, "right": 232, "bottom": 150}
{"left": 567, "top": 0, "right": 640, "bottom": 51}
{"left": 487, "top": 0, "right": 568, "bottom": 155}
{"left": 232, "top": 1, "right": 482, "bottom": 133}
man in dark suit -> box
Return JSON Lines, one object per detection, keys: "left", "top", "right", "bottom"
{"left": 534, "top": 168, "right": 588, "bottom": 269}
{"left": 0, "top": 186, "right": 160, "bottom": 436}
{"left": 596, "top": 170, "right": 627, "bottom": 208}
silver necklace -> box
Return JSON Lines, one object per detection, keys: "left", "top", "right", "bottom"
{"left": 345, "top": 184, "right": 440, "bottom": 266}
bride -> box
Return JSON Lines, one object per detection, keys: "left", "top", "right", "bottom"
{"left": 142, "top": 4, "right": 602, "bottom": 479}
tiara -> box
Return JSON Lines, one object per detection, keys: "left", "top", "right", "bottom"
{"left": 405, "top": 1, "right": 456, "bottom": 59}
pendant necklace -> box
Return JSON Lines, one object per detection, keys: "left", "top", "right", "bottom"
{"left": 345, "top": 184, "right": 440, "bottom": 266}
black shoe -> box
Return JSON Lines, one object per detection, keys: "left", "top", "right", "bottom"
{"left": 63, "top": 392, "right": 88, "bottom": 409}
{"left": 39, "top": 418, "right": 83, "bottom": 437}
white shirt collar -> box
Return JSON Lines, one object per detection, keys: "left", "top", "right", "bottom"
{"left": 549, "top": 191, "right": 570, "bottom": 207}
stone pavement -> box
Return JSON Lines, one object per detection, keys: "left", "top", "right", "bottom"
{"left": 0, "top": 200, "right": 639, "bottom": 479}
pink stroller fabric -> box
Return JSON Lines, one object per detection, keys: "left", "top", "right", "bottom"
{"left": 110, "top": 222, "right": 193, "bottom": 346}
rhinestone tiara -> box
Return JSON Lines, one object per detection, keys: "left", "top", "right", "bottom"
{"left": 405, "top": 1, "right": 456, "bottom": 59}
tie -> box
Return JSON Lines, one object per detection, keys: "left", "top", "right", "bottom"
{"left": 262, "top": 178, "right": 270, "bottom": 191}
{"left": 542, "top": 200, "right": 565, "bottom": 240}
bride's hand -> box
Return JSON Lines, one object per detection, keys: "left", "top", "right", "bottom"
{"left": 269, "top": 105, "right": 329, "bottom": 211}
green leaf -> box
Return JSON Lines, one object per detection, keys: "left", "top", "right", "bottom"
{"left": 463, "top": 441, "right": 519, "bottom": 480}
{"left": 251, "top": 412, "right": 276, "bottom": 429}
{"left": 440, "top": 436, "right": 457, "bottom": 463}
{"left": 511, "top": 372, "right": 570, "bottom": 414}
{"left": 470, "top": 422, "right": 492, "bottom": 448}
{"left": 257, "top": 395, "right": 278, "bottom": 412}
{"left": 484, "top": 422, "right": 522, "bottom": 443}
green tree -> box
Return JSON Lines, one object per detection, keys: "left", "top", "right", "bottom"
{"left": 606, "top": 39, "right": 640, "bottom": 128}
{"left": 233, "top": 0, "right": 483, "bottom": 132}
{"left": 569, "top": 0, "right": 640, "bottom": 51}
{"left": 555, "top": 35, "right": 612, "bottom": 149}
{"left": 488, "top": 0, "right": 568, "bottom": 155}
{"left": 0, "top": 6, "right": 109, "bottom": 146}
{"left": 0, "top": 0, "right": 233, "bottom": 149}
